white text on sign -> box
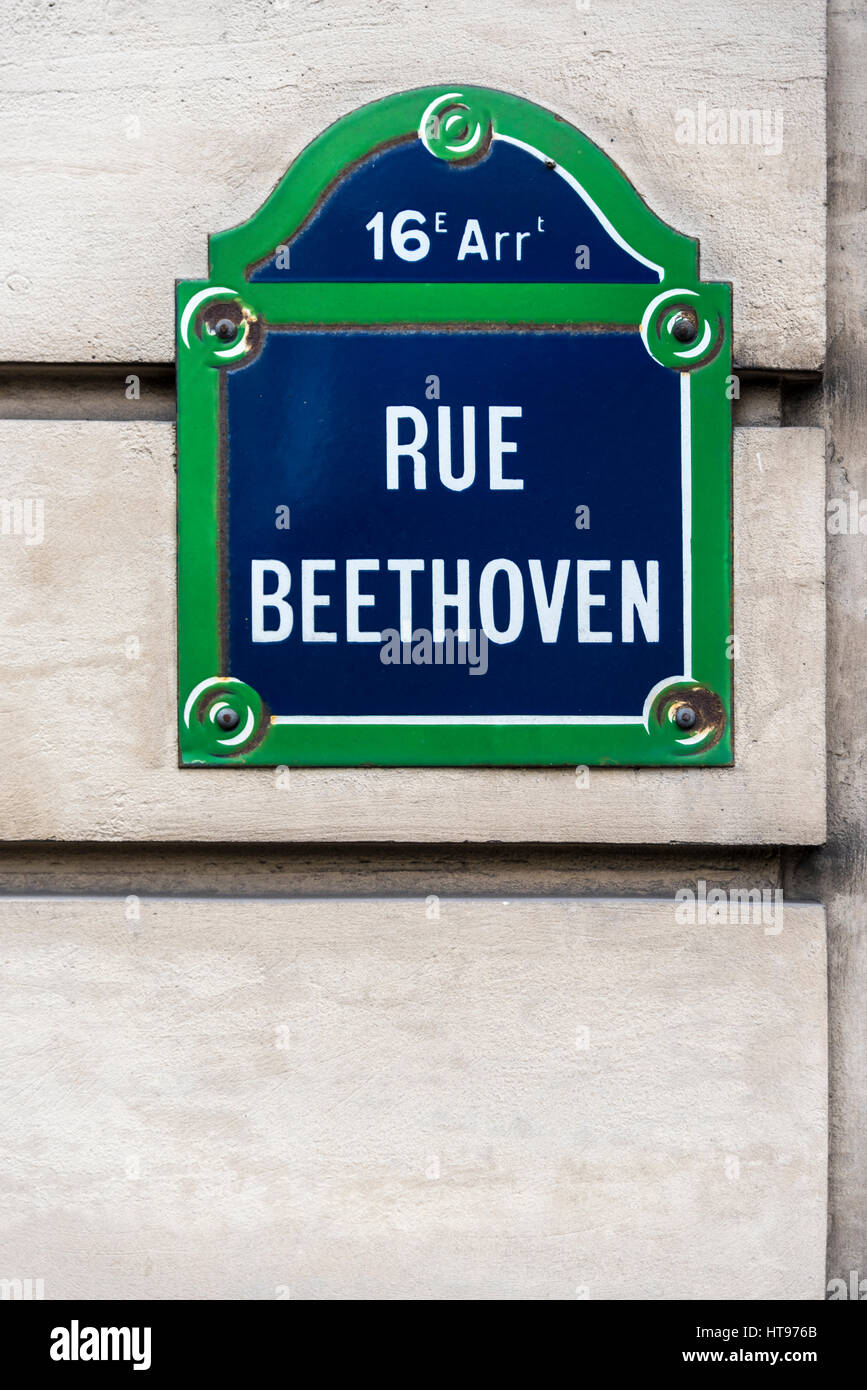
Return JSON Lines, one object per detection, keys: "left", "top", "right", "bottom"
{"left": 250, "top": 397, "right": 661, "bottom": 648}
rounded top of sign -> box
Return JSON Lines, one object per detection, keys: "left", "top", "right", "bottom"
{"left": 206, "top": 85, "right": 701, "bottom": 290}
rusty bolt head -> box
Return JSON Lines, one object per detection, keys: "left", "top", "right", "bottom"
{"left": 215, "top": 707, "right": 240, "bottom": 731}
{"left": 671, "top": 312, "right": 698, "bottom": 344}
{"left": 675, "top": 705, "right": 697, "bottom": 730}
{"left": 214, "top": 318, "right": 237, "bottom": 342}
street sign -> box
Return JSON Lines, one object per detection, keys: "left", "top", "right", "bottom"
{"left": 177, "top": 87, "right": 732, "bottom": 767}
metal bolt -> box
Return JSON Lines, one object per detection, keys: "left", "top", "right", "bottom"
{"left": 214, "top": 318, "right": 236, "bottom": 341}
{"left": 675, "top": 705, "right": 697, "bottom": 730}
{"left": 671, "top": 312, "right": 698, "bottom": 343}
{"left": 215, "top": 707, "right": 240, "bottom": 731}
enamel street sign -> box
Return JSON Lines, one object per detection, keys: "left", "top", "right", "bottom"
{"left": 176, "top": 86, "right": 732, "bottom": 767}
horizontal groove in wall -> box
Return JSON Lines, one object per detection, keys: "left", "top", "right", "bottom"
{"left": 0, "top": 364, "right": 176, "bottom": 421}
{"left": 0, "top": 841, "right": 798, "bottom": 899}
{"left": 0, "top": 364, "right": 824, "bottom": 426}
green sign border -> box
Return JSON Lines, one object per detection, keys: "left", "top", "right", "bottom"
{"left": 176, "top": 85, "right": 732, "bottom": 768}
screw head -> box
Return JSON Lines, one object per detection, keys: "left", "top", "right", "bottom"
{"left": 674, "top": 705, "right": 697, "bottom": 730}
{"left": 215, "top": 707, "right": 240, "bottom": 731}
{"left": 214, "top": 317, "right": 237, "bottom": 342}
{"left": 671, "top": 312, "right": 698, "bottom": 343}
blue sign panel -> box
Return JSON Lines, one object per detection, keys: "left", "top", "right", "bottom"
{"left": 225, "top": 328, "right": 685, "bottom": 721}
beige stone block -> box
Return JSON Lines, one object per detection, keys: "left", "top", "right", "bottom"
{"left": 0, "top": 896, "right": 828, "bottom": 1300}
{"left": 0, "top": 0, "right": 825, "bottom": 368}
{"left": 0, "top": 422, "right": 826, "bottom": 843}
